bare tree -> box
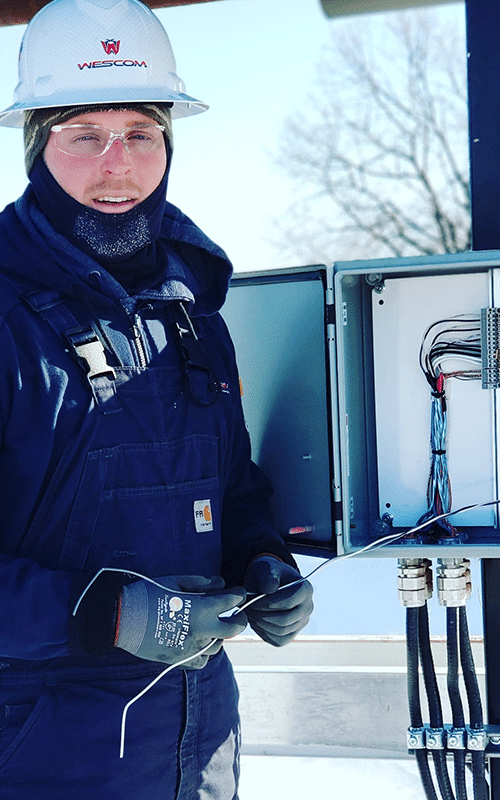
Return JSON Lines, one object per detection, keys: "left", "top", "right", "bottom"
{"left": 271, "top": 8, "right": 470, "bottom": 264}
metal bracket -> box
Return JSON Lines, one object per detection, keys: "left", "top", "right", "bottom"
{"left": 468, "top": 728, "right": 488, "bottom": 752}
{"left": 425, "top": 728, "right": 446, "bottom": 751}
{"left": 407, "top": 727, "right": 426, "bottom": 750}
{"left": 407, "top": 724, "right": 500, "bottom": 754}
{"left": 447, "top": 728, "right": 467, "bottom": 750}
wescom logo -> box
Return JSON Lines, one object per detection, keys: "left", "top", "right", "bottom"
{"left": 101, "top": 39, "right": 120, "bottom": 55}
{"left": 77, "top": 39, "right": 147, "bottom": 70}
{"left": 78, "top": 59, "right": 147, "bottom": 70}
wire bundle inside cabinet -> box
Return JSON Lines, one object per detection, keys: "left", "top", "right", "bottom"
{"left": 416, "top": 316, "right": 482, "bottom": 538}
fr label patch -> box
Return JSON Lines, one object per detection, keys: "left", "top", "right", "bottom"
{"left": 194, "top": 499, "right": 213, "bottom": 533}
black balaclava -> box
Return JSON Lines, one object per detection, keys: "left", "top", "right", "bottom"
{"left": 25, "top": 103, "right": 174, "bottom": 293}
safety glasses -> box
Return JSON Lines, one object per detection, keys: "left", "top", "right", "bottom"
{"left": 50, "top": 123, "right": 166, "bottom": 158}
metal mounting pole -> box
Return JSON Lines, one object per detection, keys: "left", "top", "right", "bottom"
{"left": 466, "top": 2, "right": 500, "bottom": 797}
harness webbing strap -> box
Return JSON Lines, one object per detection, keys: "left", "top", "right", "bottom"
{"left": 23, "top": 287, "right": 122, "bottom": 415}
{"left": 169, "top": 301, "right": 221, "bottom": 407}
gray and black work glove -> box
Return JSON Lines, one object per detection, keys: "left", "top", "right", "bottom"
{"left": 244, "top": 556, "right": 313, "bottom": 647}
{"left": 114, "top": 575, "right": 247, "bottom": 669}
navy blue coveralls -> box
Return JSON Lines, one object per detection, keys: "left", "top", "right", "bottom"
{"left": 0, "top": 188, "right": 296, "bottom": 799}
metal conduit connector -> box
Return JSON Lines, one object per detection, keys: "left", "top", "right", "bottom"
{"left": 425, "top": 727, "right": 446, "bottom": 750}
{"left": 467, "top": 727, "right": 488, "bottom": 751}
{"left": 447, "top": 727, "right": 466, "bottom": 750}
{"left": 398, "top": 558, "right": 433, "bottom": 607}
{"left": 436, "top": 558, "right": 472, "bottom": 607}
{"left": 407, "top": 727, "right": 426, "bottom": 750}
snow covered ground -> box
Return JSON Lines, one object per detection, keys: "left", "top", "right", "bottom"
{"left": 239, "top": 756, "right": 464, "bottom": 800}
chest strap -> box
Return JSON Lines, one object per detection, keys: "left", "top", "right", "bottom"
{"left": 170, "top": 301, "right": 221, "bottom": 407}
{"left": 25, "top": 289, "right": 122, "bottom": 415}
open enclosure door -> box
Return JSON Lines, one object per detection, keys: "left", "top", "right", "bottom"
{"left": 222, "top": 266, "right": 338, "bottom": 558}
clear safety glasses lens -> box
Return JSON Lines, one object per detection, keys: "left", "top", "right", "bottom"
{"left": 50, "top": 124, "right": 165, "bottom": 158}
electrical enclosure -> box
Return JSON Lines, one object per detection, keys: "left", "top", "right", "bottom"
{"left": 221, "top": 251, "right": 500, "bottom": 559}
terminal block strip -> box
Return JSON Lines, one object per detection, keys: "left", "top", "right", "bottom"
{"left": 481, "top": 307, "right": 500, "bottom": 389}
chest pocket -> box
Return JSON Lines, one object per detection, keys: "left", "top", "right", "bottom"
{"left": 58, "top": 434, "right": 222, "bottom": 578}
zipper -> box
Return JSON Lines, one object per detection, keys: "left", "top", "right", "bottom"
{"left": 130, "top": 313, "right": 147, "bottom": 368}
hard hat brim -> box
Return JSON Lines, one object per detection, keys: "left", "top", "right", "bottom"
{"left": 0, "top": 89, "right": 209, "bottom": 128}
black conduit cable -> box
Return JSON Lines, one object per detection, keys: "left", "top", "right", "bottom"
{"left": 407, "top": 607, "right": 424, "bottom": 729}
{"left": 458, "top": 607, "right": 483, "bottom": 727}
{"left": 470, "top": 753, "right": 488, "bottom": 800}
{"left": 407, "top": 606, "right": 440, "bottom": 800}
{"left": 446, "top": 607, "right": 468, "bottom": 800}
{"left": 458, "top": 606, "right": 488, "bottom": 800}
{"left": 419, "top": 603, "right": 457, "bottom": 800}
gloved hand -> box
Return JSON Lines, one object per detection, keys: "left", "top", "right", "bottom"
{"left": 244, "top": 556, "right": 313, "bottom": 647}
{"left": 114, "top": 575, "right": 247, "bottom": 669}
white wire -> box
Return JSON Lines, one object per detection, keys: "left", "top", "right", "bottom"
{"left": 235, "top": 528, "right": 408, "bottom": 608}
{"left": 72, "top": 567, "right": 228, "bottom": 758}
{"left": 431, "top": 354, "right": 482, "bottom": 371}
{"left": 239, "top": 497, "right": 500, "bottom": 609}
{"left": 118, "top": 533, "right": 408, "bottom": 757}
{"left": 72, "top": 567, "right": 206, "bottom": 617}
{"left": 300, "top": 498, "right": 500, "bottom": 585}
{"left": 119, "top": 639, "right": 216, "bottom": 759}
{"left": 92, "top": 495, "right": 500, "bottom": 759}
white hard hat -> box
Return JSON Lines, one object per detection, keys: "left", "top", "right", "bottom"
{"left": 0, "top": 0, "right": 208, "bottom": 128}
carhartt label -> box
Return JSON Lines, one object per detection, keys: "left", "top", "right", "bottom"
{"left": 194, "top": 499, "right": 213, "bottom": 532}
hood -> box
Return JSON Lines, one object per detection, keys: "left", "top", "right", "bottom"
{"left": 0, "top": 185, "right": 233, "bottom": 318}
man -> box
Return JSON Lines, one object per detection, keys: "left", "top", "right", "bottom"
{"left": 0, "top": 0, "right": 313, "bottom": 798}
